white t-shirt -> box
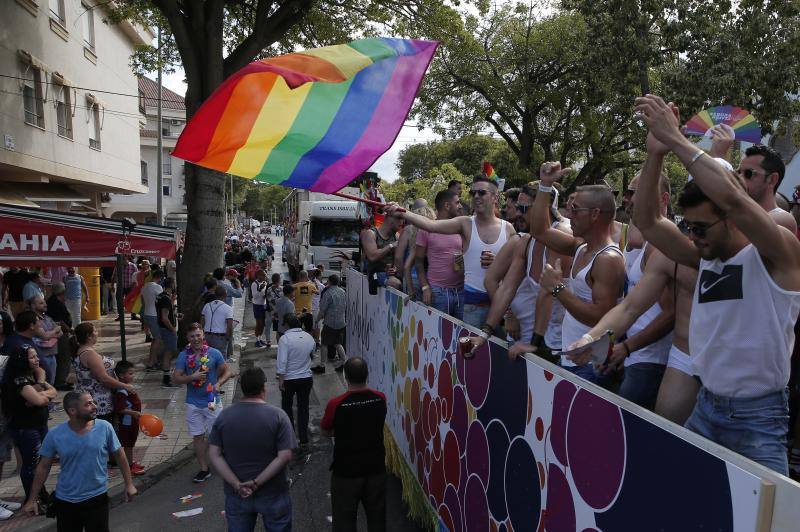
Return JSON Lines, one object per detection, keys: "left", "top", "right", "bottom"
{"left": 140, "top": 282, "right": 163, "bottom": 317}
{"left": 202, "top": 300, "right": 234, "bottom": 334}
{"left": 251, "top": 281, "right": 267, "bottom": 306}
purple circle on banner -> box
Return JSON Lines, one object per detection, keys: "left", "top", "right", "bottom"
{"left": 464, "top": 339, "right": 491, "bottom": 409}
{"left": 504, "top": 437, "right": 541, "bottom": 531}
{"left": 545, "top": 464, "right": 576, "bottom": 532}
{"left": 441, "top": 318, "right": 454, "bottom": 350}
{"left": 451, "top": 386, "right": 469, "bottom": 453}
{"left": 485, "top": 420, "right": 510, "bottom": 522}
{"left": 439, "top": 504, "right": 455, "bottom": 532}
{"left": 458, "top": 456, "right": 468, "bottom": 505}
{"left": 550, "top": 379, "right": 577, "bottom": 467}
{"left": 456, "top": 329, "right": 467, "bottom": 384}
{"left": 466, "top": 420, "right": 490, "bottom": 487}
{"left": 443, "top": 484, "right": 462, "bottom": 532}
{"left": 566, "top": 389, "right": 626, "bottom": 510}
{"left": 463, "top": 475, "right": 490, "bottom": 532}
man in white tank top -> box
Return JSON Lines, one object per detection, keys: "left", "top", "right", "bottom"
{"left": 385, "top": 176, "right": 515, "bottom": 328}
{"left": 530, "top": 162, "right": 626, "bottom": 388}
{"left": 634, "top": 95, "right": 800, "bottom": 475}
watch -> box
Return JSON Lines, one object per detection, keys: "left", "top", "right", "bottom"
{"left": 551, "top": 283, "right": 566, "bottom": 298}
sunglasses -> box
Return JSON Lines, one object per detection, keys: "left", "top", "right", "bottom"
{"left": 737, "top": 168, "right": 768, "bottom": 180}
{"left": 516, "top": 203, "right": 531, "bottom": 214}
{"left": 678, "top": 217, "right": 724, "bottom": 238}
{"left": 469, "top": 189, "right": 490, "bottom": 197}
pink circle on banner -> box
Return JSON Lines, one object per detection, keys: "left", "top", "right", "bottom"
{"left": 545, "top": 465, "right": 576, "bottom": 531}
{"left": 416, "top": 451, "right": 425, "bottom": 482}
{"left": 442, "top": 318, "right": 454, "bottom": 349}
{"left": 465, "top": 420, "right": 490, "bottom": 487}
{"left": 464, "top": 338, "right": 491, "bottom": 409}
{"left": 456, "top": 329, "right": 468, "bottom": 384}
{"left": 411, "top": 379, "right": 421, "bottom": 422}
{"left": 422, "top": 392, "right": 433, "bottom": 442}
{"left": 566, "top": 389, "right": 626, "bottom": 511}
{"left": 438, "top": 359, "right": 454, "bottom": 422}
{"left": 443, "top": 431, "right": 461, "bottom": 488}
{"left": 417, "top": 320, "right": 424, "bottom": 344}
{"left": 550, "top": 380, "right": 577, "bottom": 466}
{"left": 464, "top": 474, "right": 490, "bottom": 532}
{"left": 415, "top": 416, "right": 426, "bottom": 457}
{"left": 428, "top": 363, "right": 436, "bottom": 388}
{"left": 433, "top": 426, "right": 442, "bottom": 461}
{"left": 430, "top": 456, "right": 446, "bottom": 505}
{"left": 439, "top": 504, "right": 455, "bottom": 532}
{"left": 413, "top": 343, "right": 420, "bottom": 370}
{"left": 450, "top": 386, "right": 469, "bottom": 453}
{"left": 535, "top": 418, "right": 544, "bottom": 441}
{"left": 428, "top": 396, "right": 439, "bottom": 442}
{"left": 425, "top": 447, "right": 432, "bottom": 474}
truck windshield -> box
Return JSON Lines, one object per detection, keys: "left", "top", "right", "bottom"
{"left": 310, "top": 220, "right": 361, "bottom": 248}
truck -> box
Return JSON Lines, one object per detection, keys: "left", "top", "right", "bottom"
{"left": 282, "top": 187, "right": 363, "bottom": 281}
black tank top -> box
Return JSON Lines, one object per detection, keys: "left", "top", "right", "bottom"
{"left": 368, "top": 227, "right": 397, "bottom": 271}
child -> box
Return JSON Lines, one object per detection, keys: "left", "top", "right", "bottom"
{"left": 113, "top": 361, "right": 145, "bottom": 475}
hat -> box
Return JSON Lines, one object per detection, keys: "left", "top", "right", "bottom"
{"left": 226, "top": 268, "right": 239, "bottom": 277}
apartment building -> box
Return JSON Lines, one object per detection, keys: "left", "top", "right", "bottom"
{"left": 0, "top": 0, "right": 151, "bottom": 212}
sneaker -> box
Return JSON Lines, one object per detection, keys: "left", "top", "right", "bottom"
{"left": 161, "top": 380, "right": 177, "bottom": 389}
{"left": 311, "top": 365, "right": 325, "bottom": 374}
{"left": 145, "top": 335, "right": 153, "bottom": 343}
{"left": 192, "top": 470, "right": 212, "bottom": 483}
{"left": 0, "top": 499, "right": 21, "bottom": 511}
{"left": 0, "top": 506, "right": 11, "bottom": 521}
{"left": 130, "top": 463, "right": 146, "bottom": 476}
{"left": 254, "top": 340, "right": 265, "bottom": 348}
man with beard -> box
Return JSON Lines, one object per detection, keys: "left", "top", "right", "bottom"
{"left": 21, "top": 391, "right": 137, "bottom": 525}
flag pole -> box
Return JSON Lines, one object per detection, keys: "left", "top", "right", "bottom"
{"left": 332, "top": 192, "right": 405, "bottom": 212}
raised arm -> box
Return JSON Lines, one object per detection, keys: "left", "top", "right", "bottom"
{"left": 530, "top": 163, "right": 581, "bottom": 256}
{"left": 385, "top": 203, "right": 466, "bottom": 236}
{"left": 636, "top": 94, "right": 800, "bottom": 289}
{"left": 633, "top": 128, "right": 700, "bottom": 268}
{"left": 484, "top": 235, "right": 523, "bottom": 299}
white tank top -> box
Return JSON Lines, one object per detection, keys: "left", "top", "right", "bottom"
{"left": 509, "top": 236, "right": 539, "bottom": 344}
{"left": 561, "top": 243, "right": 623, "bottom": 366}
{"left": 463, "top": 216, "right": 511, "bottom": 293}
{"left": 623, "top": 243, "right": 672, "bottom": 366}
{"left": 544, "top": 222, "right": 567, "bottom": 351}
{"left": 690, "top": 244, "right": 800, "bottom": 398}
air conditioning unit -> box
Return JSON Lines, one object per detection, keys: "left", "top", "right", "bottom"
{"left": 170, "top": 119, "right": 181, "bottom": 126}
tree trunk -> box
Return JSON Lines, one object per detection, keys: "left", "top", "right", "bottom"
{"left": 177, "top": 164, "right": 227, "bottom": 332}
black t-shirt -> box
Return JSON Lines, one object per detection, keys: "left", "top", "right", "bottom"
{"left": 4, "top": 270, "right": 30, "bottom": 302}
{"left": 3, "top": 375, "right": 49, "bottom": 429}
{"left": 225, "top": 251, "right": 241, "bottom": 266}
{"left": 46, "top": 295, "right": 71, "bottom": 327}
{"left": 100, "top": 266, "right": 115, "bottom": 284}
{"left": 321, "top": 389, "right": 387, "bottom": 477}
{"left": 155, "top": 292, "right": 175, "bottom": 329}
{"left": 240, "top": 249, "right": 253, "bottom": 263}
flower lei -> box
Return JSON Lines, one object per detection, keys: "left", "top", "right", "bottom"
{"left": 185, "top": 341, "right": 210, "bottom": 389}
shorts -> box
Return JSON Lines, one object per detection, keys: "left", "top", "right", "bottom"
{"left": 185, "top": 403, "right": 222, "bottom": 437}
{"left": 116, "top": 423, "right": 139, "bottom": 448}
{"left": 253, "top": 304, "right": 266, "bottom": 320}
{"left": 160, "top": 329, "right": 178, "bottom": 352}
{"left": 321, "top": 325, "right": 345, "bottom": 347}
{"left": 667, "top": 345, "right": 694, "bottom": 376}
{"left": 143, "top": 316, "right": 162, "bottom": 340}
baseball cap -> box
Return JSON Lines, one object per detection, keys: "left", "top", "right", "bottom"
{"left": 226, "top": 268, "right": 239, "bottom": 277}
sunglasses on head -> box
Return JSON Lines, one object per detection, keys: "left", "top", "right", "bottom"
{"left": 677, "top": 218, "right": 724, "bottom": 238}
{"left": 470, "top": 189, "right": 490, "bottom": 197}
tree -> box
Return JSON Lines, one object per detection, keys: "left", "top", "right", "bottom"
{"left": 383, "top": 162, "right": 467, "bottom": 205}
{"left": 111, "top": 0, "right": 442, "bottom": 328}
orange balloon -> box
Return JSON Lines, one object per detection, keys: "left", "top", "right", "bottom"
{"left": 139, "top": 413, "right": 163, "bottom": 437}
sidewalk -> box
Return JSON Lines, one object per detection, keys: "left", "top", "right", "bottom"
{"left": 0, "top": 297, "right": 246, "bottom": 531}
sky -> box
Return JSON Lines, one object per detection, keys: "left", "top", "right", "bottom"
{"left": 159, "top": 71, "right": 440, "bottom": 183}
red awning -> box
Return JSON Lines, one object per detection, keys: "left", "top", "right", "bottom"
{"left": 0, "top": 204, "right": 177, "bottom": 266}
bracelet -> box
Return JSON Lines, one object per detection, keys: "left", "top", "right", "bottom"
{"left": 551, "top": 283, "right": 566, "bottom": 298}
{"left": 581, "top": 333, "right": 594, "bottom": 343}
{"left": 531, "top": 333, "right": 545, "bottom": 348}
{"left": 421, "top": 285, "right": 430, "bottom": 291}
{"left": 622, "top": 341, "right": 631, "bottom": 356}
{"left": 538, "top": 184, "right": 554, "bottom": 193}
{"left": 687, "top": 150, "right": 706, "bottom": 172}
{"left": 480, "top": 323, "right": 494, "bottom": 337}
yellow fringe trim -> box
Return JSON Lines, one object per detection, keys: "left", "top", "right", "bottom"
{"left": 384, "top": 425, "right": 438, "bottom": 531}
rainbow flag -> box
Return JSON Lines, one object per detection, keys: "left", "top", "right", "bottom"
{"left": 483, "top": 161, "right": 505, "bottom": 191}
{"left": 683, "top": 105, "right": 761, "bottom": 144}
{"left": 172, "top": 38, "right": 438, "bottom": 193}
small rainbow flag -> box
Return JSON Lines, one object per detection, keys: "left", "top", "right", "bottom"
{"left": 483, "top": 161, "right": 505, "bottom": 191}
{"left": 683, "top": 105, "right": 761, "bottom": 144}
{"left": 173, "top": 38, "right": 438, "bottom": 193}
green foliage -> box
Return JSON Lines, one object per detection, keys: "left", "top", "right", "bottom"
{"left": 239, "top": 182, "right": 290, "bottom": 220}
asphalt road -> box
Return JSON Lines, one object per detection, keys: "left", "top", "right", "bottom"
{"left": 107, "top": 248, "right": 426, "bottom": 531}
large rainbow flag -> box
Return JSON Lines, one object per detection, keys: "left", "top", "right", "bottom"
{"left": 172, "top": 38, "right": 438, "bottom": 193}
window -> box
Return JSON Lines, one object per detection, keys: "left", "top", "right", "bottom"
{"left": 163, "top": 177, "right": 172, "bottom": 197}
{"left": 23, "top": 68, "right": 45, "bottom": 128}
{"left": 310, "top": 220, "right": 362, "bottom": 248}
{"left": 141, "top": 161, "right": 148, "bottom": 185}
{"left": 162, "top": 151, "right": 172, "bottom": 175}
{"left": 138, "top": 89, "right": 146, "bottom": 113}
{"left": 80, "top": 2, "right": 95, "bottom": 50}
{"left": 162, "top": 124, "right": 171, "bottom": 137}
{"left": 88, "top": 103, "right": 101, "bottom": 150}
{"left": 49, "top": 0, "right": 65, "bottom": 25}
{"left": 55, "top": 83, "right": 73, "bottom": 139}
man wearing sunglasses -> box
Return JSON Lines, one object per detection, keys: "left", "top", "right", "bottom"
{"left": 529, "top": 163, "right": 626, "bottom": 388}
{"left": 385, "top": 175, "right": 515, "bottom": 328}
{"left": 632, "top": 94, "right": 800, "bottom": 476}
{"left": 738, "top": 144, "right": 797, "bottom": 234}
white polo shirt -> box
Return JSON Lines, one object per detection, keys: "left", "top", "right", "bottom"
{"left": 277, "top": 328, "right": 314, "bottom": 380}
{"left": 202, "top": 300, "right": 234, "bottom": 334}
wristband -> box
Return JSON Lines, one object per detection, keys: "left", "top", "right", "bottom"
{"left": 687, "top": 150, "right": 706, "bottom": 172}
{"left": 581, "top": 333, "right": 594, "bottom": 343}
{"left": 480, "top": 323, "right": 494, "bottom": 338}
{"left": 622, "top": 341, "right": 631, "bottom": 356}
{"left": 421, "top": 285, "right": 430, "bottom": 292}
{"left": 551, "top": 282, "right": 566, "bottom": 298}
{"left": 538, "top": 183, "right": 554, "bottom": 193}
{"left": 530, "top": 333, "right": 545, "bottom": 348}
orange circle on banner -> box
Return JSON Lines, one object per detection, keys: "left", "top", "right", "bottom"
{"left": 139, "top": 414, "right": 163, "bottom": 437}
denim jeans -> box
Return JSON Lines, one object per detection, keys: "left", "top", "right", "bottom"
{"left": 224, "top": 490, "right": 292, "bottom": 532}
{"left": 9, "top": 425, "right": 47, "bottom": 498}
{"left": 685, "top": 387, "right": 789, "bottom": 475}
{"left": 618, "top": 362, "right": 666, "bottom": 411}
{"left": 38, "top": 353, "right": 56, "bottom": 385}
{"left": 430, "top": 286, "right": 464, "bottom": 321}
{"left": 462, "top": 304, "right": 489, "bottom": 329}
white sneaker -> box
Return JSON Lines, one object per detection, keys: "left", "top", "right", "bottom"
{"left": 0, "top": 500, "right": 20, "bottom": 512}
{"left": 0, "top": 506, "right": 13, "bottom": 520}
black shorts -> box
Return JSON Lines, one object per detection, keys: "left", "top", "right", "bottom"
{"left": 321, "top": 325, "right": 345, "bottom": 346}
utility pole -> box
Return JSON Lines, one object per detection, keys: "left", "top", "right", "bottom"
{"left": 156, "top": 26, "right": 164, "bottom": 225}
{"left": 230, "top": 174, "right": 234, "bottom": 228}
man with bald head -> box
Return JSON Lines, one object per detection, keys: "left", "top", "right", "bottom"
{"left": 530, "top": 163, "right": 626, "bottom": 387}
